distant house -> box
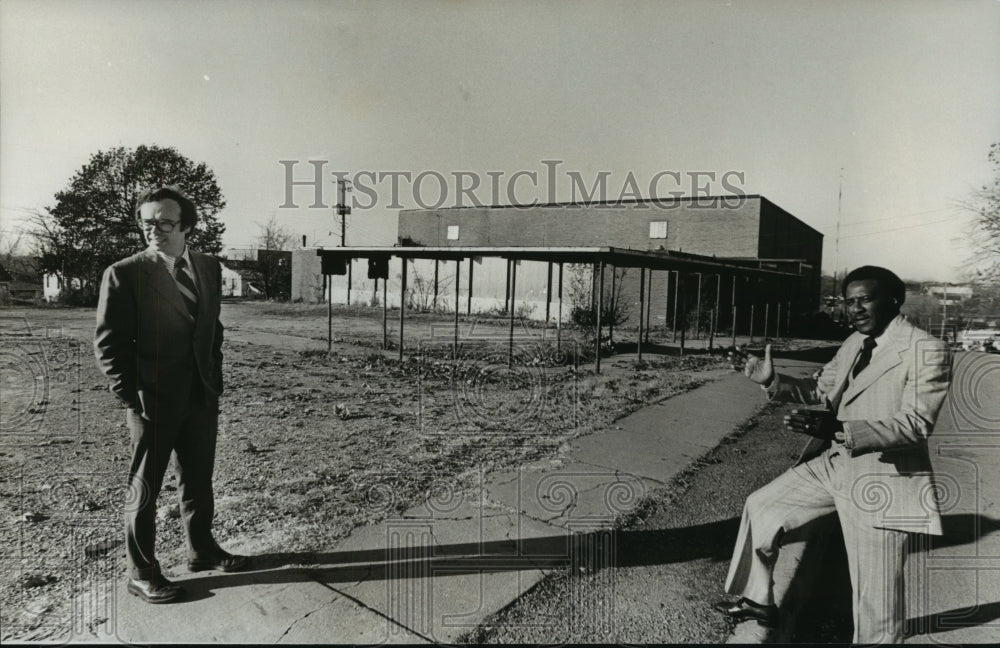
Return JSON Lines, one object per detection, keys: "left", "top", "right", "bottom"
{"left": 39, "top": 259, "right": 259, "bottom": 302}
{"left": 926, "top": 283, "right": 974, "bottom": 307}
{"left": 0, "top": 263, "right": 12, "bottom": 302}
{"left": 220, "top": 262, "right": 242, "bottom": 297}
{"left": 220, "top": 261, "right": 264, "bottom": 298}
{"left": 220, "top": 259, "right": 264, "bottom": 298}
{"left": 4, "top": 256, "right": 43, "bottom": 304}
{"left": 43, "top": 273, "right": 84, "bottom": 302}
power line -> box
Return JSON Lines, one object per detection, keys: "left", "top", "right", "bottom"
{"left": 817, "top": 207, "right": 954, "bottom": 230}
{"left": 836, "top": 215, "right": 968, "bottom": 239}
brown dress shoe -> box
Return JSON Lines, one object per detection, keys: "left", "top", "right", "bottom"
{"left": 188, "top": 549, "right": 250, "bottom": 573}
{"left": 127, "top": 574, "right": 185, "bottom": 604}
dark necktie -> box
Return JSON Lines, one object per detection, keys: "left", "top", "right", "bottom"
{"left": 174, "top": 257, "right": 199, "bottom": 319}
{"left": 852, "top": 336, "right": 877, "bottom": 379}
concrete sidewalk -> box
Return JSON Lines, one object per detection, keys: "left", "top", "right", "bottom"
{"left": 85, "top": 363, "right": 765, "bottom": 644}
{"left": 79, "top": 353, "right": 1000, "bottom": 644}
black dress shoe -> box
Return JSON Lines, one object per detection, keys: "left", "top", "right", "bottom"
{"left": 713, "top": 597, "right": 778, "bottom": 626}
{"left": 127, "top": 574, "right": 185, "bottom": 604}
{"left": 188, "top": 549, "right": 250, "bottom": 573}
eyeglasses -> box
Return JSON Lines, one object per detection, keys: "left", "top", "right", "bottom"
{"left": 141, "top": 219, "right": 181, "bottom": 233}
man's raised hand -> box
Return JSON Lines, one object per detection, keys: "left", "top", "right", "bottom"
{"left": 728, "top": 344, "right": 774, "bottom": 386}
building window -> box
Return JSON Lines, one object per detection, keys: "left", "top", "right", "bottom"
{"left": 649, "top": 221, "right": 667, "bottom": 239}
{"left": 447, "top": 225, "right": 460, "bottom": 241}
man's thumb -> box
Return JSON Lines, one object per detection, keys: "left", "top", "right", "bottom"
{"left": 764, "top": 343, "right": 772, "bottom": 364}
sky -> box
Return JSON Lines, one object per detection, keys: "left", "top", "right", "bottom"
{"left": 2, "top": 0, "right": 998, "bottom": 282}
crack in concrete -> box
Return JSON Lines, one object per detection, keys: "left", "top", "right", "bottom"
{"left": 480, "top": 489, "right": 575, "bottom": 529}
{"left": 275, "top": 595, "right": 338, "bottom": 643}
{"left": 567, "top": 458, "right": 667, "bottom": 485}
{"left": 311, "top": 576, "right": 436, "bottom": 644}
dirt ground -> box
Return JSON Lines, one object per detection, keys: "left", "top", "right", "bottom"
{"left": 462, "top": 400, "right": 852, "bottom": 644}
{"left": 1, "top": 301, "right": 749, "bottom": 642}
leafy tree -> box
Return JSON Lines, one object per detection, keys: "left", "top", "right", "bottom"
{"left": 33, "top": 145, "right": 226, "bottom": 303}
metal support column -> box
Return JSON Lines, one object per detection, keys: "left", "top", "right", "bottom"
{"left": 731, "top": 274, "right": 737, "bottom": 348}
{"left": 695, "top": 272, "right": 703, "bottom": 339}
{"left": 647, "top": 269, "right": 654, "bottom": 342}
{"left": 346, "top": 260, "right": 352, "bottom": 306}
{"left": 453, "top": 260, "right": 460, "bottom": 359}
{"left": 672, "top": 271, "right": 679, "bottom": 342}
{"left": 708, "top": 308, "right": 716, "bottom": 351}
{"left": 545, "top": 261, "right": 553, "bottom": 323}
{"left": 714, "top": 274, "right": 721, "bottom": 345}
{"left": 557, "top": 262, "right": 564, "bottom": 352}
{"left": 679, "top": 273, "right": 686, "bottom": 356}
{"left": 326, "top": 273, "right": 332, "bottom": 353}
{"left": 508, "top": 258, "right": 517, "bottom": 368}
{"left": 433, "top": 259, "right": 439, "bottom": 311}
{"left": 467, "top": 258, "right": 474, "bottom": 314}
{"left": 504, "top": 259, "right": 511, "bottom": 313}
{"left": 638, "top": 267, "right": 646, "bottom": 361}
{"left": 347, "top": 259, "right": 354, "bottom": 306}
{"left": 399, "top": 258, "right": 407, "bottom": 361}
{"left": 608, "top": 267, "right": 616, "bottom": 348}
{"left": 664, "top": 268, "right": 670, "bottom": 338}
{"left": 596, "top": 261, "right": 605, "bottom": 373}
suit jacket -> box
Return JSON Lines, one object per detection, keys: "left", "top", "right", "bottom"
{"left": 769, "top": 315, "right": 951, "bottom": 535}
{"left": 94, "top": 247, "right": 224, "bottom": 421}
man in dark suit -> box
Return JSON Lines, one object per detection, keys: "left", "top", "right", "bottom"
{"left": 95, "top": 186, "right": 248, "bottom": 604}
{"left": 717, "top": 266, "right": 951, "bottom": 643}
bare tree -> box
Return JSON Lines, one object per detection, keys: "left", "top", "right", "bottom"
{"left": 255, "top": 217, "right": 293, "bottom": 300}
{"left": 403, "top": 262, "right": 454, "bottom": 312}
{"left": 567, "top": 263, "right": 630, "bottom": 355}
{"left": 0, "top": 226, "right": 25, "bottom": 260}
{"left": 964, "top": 142, "right": 1000, "bottom": 280}
{"left": 257, "top": 216, "right": 293, "bottom": 252}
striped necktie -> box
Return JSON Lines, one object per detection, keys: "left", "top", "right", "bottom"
{"left": 852, "top": 336, "right": 877, "bottom": 379}
{"left": 174, "top": 257, "right": 199, "bottom": 318}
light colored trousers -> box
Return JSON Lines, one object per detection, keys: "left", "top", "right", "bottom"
{"left": 724, "top": 445, "right": 909, "bottom": 644}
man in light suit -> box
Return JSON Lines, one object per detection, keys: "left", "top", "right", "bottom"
{"left": 95, "top": 186, "right": 248, "bottom": 604}
{"left": 716, "top": 265, "right": 950, "bottom": 643}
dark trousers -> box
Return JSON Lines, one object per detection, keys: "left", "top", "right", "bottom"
{"left": 125, "top": 380, "right": 219, "bottom": 579}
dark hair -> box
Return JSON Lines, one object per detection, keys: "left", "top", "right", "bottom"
{"left": 841, "top": 265, "right": 906, "bottom": 305}
{"left": 134, "top": 186, "right": 198, "bottom": 230}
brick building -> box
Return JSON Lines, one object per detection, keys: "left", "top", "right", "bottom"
{"left": 293, "top": 195, "right": 822, "bottom": 335}
{"left": 394, "top": 195, "right": 821, "bottom": 333}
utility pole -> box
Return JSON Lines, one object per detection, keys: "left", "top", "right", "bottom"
{"left": 336, "top": 177, "right": 352, "bottom": 246}
{"left": 336, "top": 178, "right": 352, "bottom": 305}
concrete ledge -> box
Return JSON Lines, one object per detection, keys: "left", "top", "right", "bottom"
{"left": 727, "top": 513, "right": 841, "bottom": 644}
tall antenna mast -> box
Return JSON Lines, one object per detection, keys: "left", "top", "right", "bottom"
{"left": 835, "top": 168, "right": 843, "bottom": 282}
{"left": 835, "top": 168, "right": 843, "bottom": 321}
